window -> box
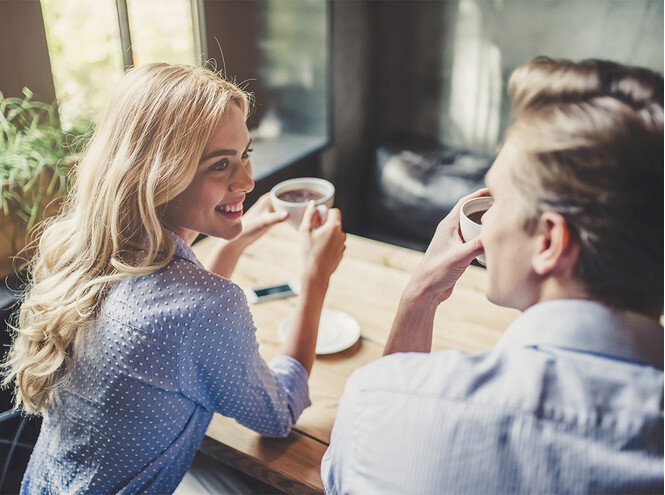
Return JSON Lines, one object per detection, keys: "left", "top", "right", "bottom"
{"left": 203, "top": 0, "right": 330, "bottom": 178}
{"left": 41, "top": 0, "right": 124, "bottom": 127}
{"left": 41, "top": 0, "right": 199, "bottom": 128}
{"left": 125, "top": 0, "right": 197, "bottom": 66}
{"left": 40, "top": 0, "right": 330, "bottom": 177}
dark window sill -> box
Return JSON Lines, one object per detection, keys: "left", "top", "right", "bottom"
{"left": 250, "top": 132, "right": 328, "bottom": 181}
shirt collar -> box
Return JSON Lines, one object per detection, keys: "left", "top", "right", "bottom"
{"left": 165, "top": 229, "right": 204, "bottom": 269}
{"left": 496, "top": 299, "right": 663, "bottom": 369}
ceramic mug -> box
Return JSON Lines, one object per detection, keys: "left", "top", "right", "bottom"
{"left": 459, "top": 196, "right": 493, "bottom": 266}
{"left": 270, "top": 177, "right": 335, "bottom": 228}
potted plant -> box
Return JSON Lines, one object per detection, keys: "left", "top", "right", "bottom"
{"left": 0, "top": 88, "right": 89, "bottom": 278}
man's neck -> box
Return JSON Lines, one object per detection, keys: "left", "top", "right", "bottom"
{"left": 533, "top": 279, "right": 662, "bottom": 323}
{"left": 532, "top": 276, "right": 591, "bottom": 308}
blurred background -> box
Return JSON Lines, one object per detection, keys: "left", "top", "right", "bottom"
{"left": 2, "top": 0, "right": 663, "bottom": 244}
{"left": 0, "top": 0, "right": 662, "bottom": 491}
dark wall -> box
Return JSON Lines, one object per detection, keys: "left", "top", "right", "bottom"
{"left": 321, "top": 0, "right": 453, "bottom": 232}
{"left": 0, "top": 0, "right": 56, "bottom": 102}
{"left": 367, "top": 0, "right": 450, "bottom": 143}
{"left": 203, "top": 0, "right": 267, "bottom": 128}
{"left": 320, "top": 0, "right": 372, "bottom": 232}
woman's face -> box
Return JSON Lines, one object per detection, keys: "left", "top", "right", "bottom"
{"left": 164, "top": 103, "right": 254, "bottom": 245}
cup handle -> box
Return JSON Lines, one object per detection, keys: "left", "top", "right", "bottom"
{"left": 317, "top": 204, "right": 329, "bottom": 223}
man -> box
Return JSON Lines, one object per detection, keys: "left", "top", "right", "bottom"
{"left": 321, "top": 57, "right": 663, "bottom": 494}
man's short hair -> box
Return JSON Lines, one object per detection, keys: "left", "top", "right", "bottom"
{"left": 505, "top": 57, "right": 663, "bottom": 315}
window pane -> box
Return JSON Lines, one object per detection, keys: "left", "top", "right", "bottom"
{"left": 41, "top": 0, "right": 124, "bottom": 127}
{"left": 126, "top": 0, "right": 196, "bottom": 66}
{"left": 258, "top": 0, "right": 329, "bottom": 139}
{"left": 203, "top": 0, "right": 329, "bottom": 177}
{"left": 440, "top": 0, "right": 664, "bottom": 155}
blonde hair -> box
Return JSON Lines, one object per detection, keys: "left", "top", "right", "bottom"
{"left": 505, "top": 57, "right": 663, "bottom": 315}
{"left": 4, "top": 64, "right": 250, "bottom": 414}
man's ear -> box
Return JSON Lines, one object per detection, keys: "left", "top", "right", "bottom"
{"left": 532, "top": 212, "right": 578, "bottom": 276}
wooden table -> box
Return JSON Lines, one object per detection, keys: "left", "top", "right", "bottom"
{"left": 192, "top": 223, "right": 519, "bottom": 494}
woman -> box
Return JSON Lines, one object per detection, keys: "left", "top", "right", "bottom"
{"left": 4, "top": 63, "right": 345, "bottom": 494}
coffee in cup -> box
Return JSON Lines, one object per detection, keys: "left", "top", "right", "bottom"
{"left": 459, "top": 196, "right": 493, "bottom": 266}
{"left": 466, "top": 210, "right": 486, "bottom": 225}
{"left": 271, "top": 178, "right": 335, "bottom": 228}
{"left": 276, "top": 189, "right": 326, "bottom": 203}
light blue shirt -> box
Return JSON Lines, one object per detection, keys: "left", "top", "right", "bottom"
{"left": 22, "top": 232, "right": 310, "bottom": 494}
{"left": 322, "top": 299, "right": 664, "bottom": 494}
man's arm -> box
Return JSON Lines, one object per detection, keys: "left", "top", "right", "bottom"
{"left": 384, "top": 286, "right": 438, "bottom": 355}
{"left": 383, "top": 191, "right": 487, "bottom": 356}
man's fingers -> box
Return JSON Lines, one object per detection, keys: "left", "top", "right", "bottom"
{"left": 450, "top": 188, "right": 491, "bottom": 219}
{"left": 460, "top": 236, "right": 484, "bottom": 262}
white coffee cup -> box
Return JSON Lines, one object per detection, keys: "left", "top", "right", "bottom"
{"left": 459, "top": 196, "right": 493, "bottom": 266}
{"left": 270, "top": 178, "right": 335, "bottom": 228}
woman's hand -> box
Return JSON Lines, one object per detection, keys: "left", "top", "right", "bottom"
{"left": 404, "top": 188, "right": 489, "bottom": 305}
{"left": 205, "top": 194, "right": 287, "bottom": 279}
{"left": 280, "top": 202, "right": 346, "bottom": 374}
{"left": 298, "top": 202, "right": 346, "bottom": 286}
{"left": 236, "top": 193, "right": 289, "bottom": 250}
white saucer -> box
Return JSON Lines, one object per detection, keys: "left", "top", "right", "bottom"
{"left": 278, "top": 309, "right": 361, "bottom": 355}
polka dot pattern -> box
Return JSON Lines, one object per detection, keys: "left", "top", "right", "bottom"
{"left": 21, "top": 232, "right": 311, "bottom": 494}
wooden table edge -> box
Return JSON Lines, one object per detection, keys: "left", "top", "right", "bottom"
{"left": 201, "top": 428, "right": 327, "bottom": 495}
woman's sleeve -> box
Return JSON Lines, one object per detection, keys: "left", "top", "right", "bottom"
{"left": 178, "top": 281, "right": 310, "bottom": 438}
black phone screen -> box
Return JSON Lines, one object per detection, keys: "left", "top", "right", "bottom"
{"left": 254, "top": 284, "right": 293, "bottom": 298}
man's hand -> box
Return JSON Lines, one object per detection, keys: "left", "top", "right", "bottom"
{"left": 405, "top": 189, "right": 488, "bottom": 304}
{"left": 383, "top": 189, "right": 489, "bottom": 355}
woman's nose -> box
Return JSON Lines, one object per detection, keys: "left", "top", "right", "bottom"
{"left": 230, "top": 163, "right": 254, "bottom": 194}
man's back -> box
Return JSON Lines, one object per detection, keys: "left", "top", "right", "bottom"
{"left": 322, "top": 300, "right": 664, "bottom": 494}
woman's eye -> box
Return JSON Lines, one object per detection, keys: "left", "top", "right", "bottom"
{"left": 241, "top": 148, "right": 254, "bottom": 159}
{"left": 210, "top": 159, "right": 230, "bottom": 172}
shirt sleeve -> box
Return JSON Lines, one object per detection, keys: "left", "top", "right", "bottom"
{"left": 321, "top": 364, "right": 367, "bottom": 494}
{"left": 178, "top": 281, "right": 310, "bottom": 438}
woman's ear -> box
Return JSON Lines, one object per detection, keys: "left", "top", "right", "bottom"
{"left": 532, "top": 212, "right": 578, "bottom": 276}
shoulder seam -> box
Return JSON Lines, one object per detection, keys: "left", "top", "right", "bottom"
{"left": 105, "top": 312, "right": 184, "bottom": 347}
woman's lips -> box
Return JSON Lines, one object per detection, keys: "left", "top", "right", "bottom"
{"left": 215, "top": 201, "right": 243, "bottom": 219}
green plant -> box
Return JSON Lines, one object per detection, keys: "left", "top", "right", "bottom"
{"left": 0, "top": 88, "right": 90, "bottom": 232}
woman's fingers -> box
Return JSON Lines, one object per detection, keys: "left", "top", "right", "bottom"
{"left": 263, "top": 210, "right": 289, "bottom": 227}
{"left": 323, "top": 208, "right": 342, "bottom": 228}
{"left": 299, "top": 201, "right": 321, "bottom": 232}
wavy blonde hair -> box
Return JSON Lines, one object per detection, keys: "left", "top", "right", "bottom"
{"left": 4, "top": 63, "right": 250, "bottom": 414}
{"left": 505, "top": 57, "right": 663, "bottom": 315}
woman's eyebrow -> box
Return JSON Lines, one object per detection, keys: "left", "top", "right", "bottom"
{"left": 200, "top": 138, "right": 252, "bottom": 163}
{"left": 200, "top": 149, "right": 237, "bottom": 162}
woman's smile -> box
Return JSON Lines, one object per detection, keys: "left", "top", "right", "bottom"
{"left": 215, "top": 199, "right": 244, "bottom": 219}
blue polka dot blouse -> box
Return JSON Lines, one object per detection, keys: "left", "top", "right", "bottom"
{"left": 21, "top": 232, "right": 311, "bottom": 494}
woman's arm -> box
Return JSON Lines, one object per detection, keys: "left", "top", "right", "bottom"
{"left": 205, "top": 194, "right": 288, "bottom": 279}
{"left": 279, "top": 203, "right": 346, "bottom": 374}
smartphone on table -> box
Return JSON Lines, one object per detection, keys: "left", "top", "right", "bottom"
{"left": 244, "top": 281, "right": 300, "bottom": 304}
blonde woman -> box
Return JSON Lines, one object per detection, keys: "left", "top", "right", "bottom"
{"left": 4, "top": 63, "right": 346, "bottom": 494}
